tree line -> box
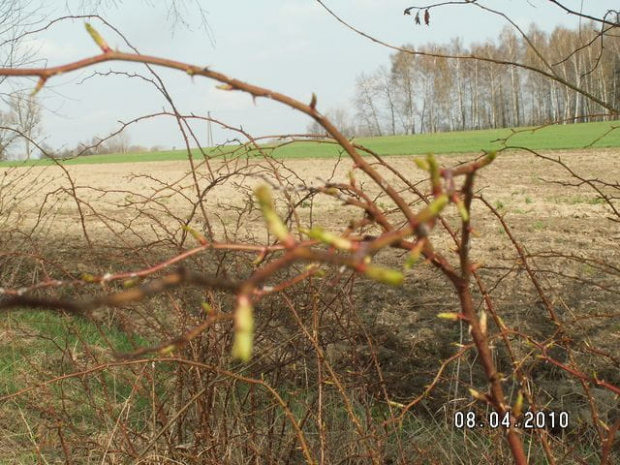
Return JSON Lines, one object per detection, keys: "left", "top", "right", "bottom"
{"left": 351, "top": 23, "right": 620, "bottom": 137}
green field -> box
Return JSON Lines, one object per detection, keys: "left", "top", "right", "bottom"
{"left": 3, "top": 120, "right": 618, "bottom": 167}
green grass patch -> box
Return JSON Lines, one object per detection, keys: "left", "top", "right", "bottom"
{"left": 0, "top": 311, "right": 168, "bottom": 451}
{"left": 0, "top": 311, "right": 149, "bottom": 395}
{"left": 0, "top": 147, "right": 223, "bottom": 167}
{"left": 2, "top": 120, "right": 618, "bottom": 167}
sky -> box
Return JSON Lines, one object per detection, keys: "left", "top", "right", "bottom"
{"left": 2, "top": 0, "right": 618, "bottom": 152}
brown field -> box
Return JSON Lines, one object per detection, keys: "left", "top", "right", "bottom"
{"left": 5, "top": 148, "right": 618, "bottom": 238}
{"left": 0, "top": 148, "right": 618, "bottom": 463}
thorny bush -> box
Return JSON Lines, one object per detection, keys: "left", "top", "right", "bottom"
{"left": 0, "top": 17, "right": 618, "bottom": 465}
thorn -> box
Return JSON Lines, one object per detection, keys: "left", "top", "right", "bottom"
{"left": 309, "top": 92, "right": 317, "bottom": 110}
{"left": 31, "top": 77, "right": 47, "bottom": 96}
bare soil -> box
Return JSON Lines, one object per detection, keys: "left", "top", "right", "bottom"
{"left": 2, "top": 148, "right": 618, "bottom": 348}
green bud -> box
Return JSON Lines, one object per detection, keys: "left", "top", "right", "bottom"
{"left": 404, "top": 256, "right": 416, "bottom": 270}
{"left": 404, "top": 240, "right": 425, "bottom": 270}
{"left": 232, "top": 296, "right": 254, "bottom": 362}
{"left": 414, "top": 158, "right": 430, "bottom": 171}
{"left": 255, "top": 185, "right": 290, "bottom": 243}
{"left": 387, "top": 400, "right": 406, "bottom": 409}
{"left": 416, "top": 194, "right": 449, "bottom": 224}
{"left": 437, "top": 312, "right": 461, "bottom": 321}
{"left": 81, "top": 273, "right": 97, "bottom": 283}
{"left": 182, "top": 225, "right": 208, "bottom": 245}
{"left": 427, "top": 154, "right": 440, "bottom": 190}
{"left": 469, "top": 388, "right": 487, "bottom": 402}
{"left": 513, "top": 391, "right": 524, "bottom": 418}
{"left": 302, "top": 227, "right": 352, "bottom": 250}
{"left": 122, "top": 277, "right": 141, "bottom": 288}
{"left": 159, "top": 344, "right": 176, "bottom": 355}
{"left": 85, "top": 23, "right": 111, "bottom": 53}
{"left": 453, "top": 196, "right": 469, "bottom": 222}
{"left": 365, "top": 265, "right": 404, "bottom": 286}
{"left": 485, "top": 150, "right": 497, "bottom": 163}
{"left": 404, "top": 252, "right": 420, "bottom": 270}
{"left": 201, "top": 302, "right": 213, "bottom": 315}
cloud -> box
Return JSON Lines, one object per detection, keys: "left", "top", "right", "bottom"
{"left": 277, "top": 2, "right": 324, "bottom": 20}
{"left": 24, "top": 37, "right": 83, "bottom": 65}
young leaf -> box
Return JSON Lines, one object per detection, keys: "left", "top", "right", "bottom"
{"left": 452, "top": 195, "right": 470, "bottom": 222}
{"left": 182, "top": 225, "right": 208, "bottom": 245}
{"left": 414, "top": 157, "right": 430, "bottom": 171}
{"left": 416, "top": 194, "right": 449, "bottom": 224}
{"left": 513, "top": 391, "right": 524, "bottom": 418}
{"left": 301, "top": 227, "right": 353, "bottom": 251}
{"left": 255, "top": 185, "right": 291, "bottom": 244}
{"left": 404, "top": 239, "right": 425, "bottom": 269}
{"left": 364, "top": 265, "right": 404, "bottom": 286}
{"left": 85, "top": 23, "right": 112, "bottom": 53}
{"left": 427, "top": 154, "right": 441, "bottom": 193}
{"left": 437, "top": 312, "right": 462, "bottom": 321}
{"left": 232, "top": 296, "right": 254, "bottom": 362}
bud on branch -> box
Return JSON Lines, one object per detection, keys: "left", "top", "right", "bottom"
{"left": 85, "top": 23, "right": 112, "bottom": 53}
{"left": 232, "top": 295, "right": 254, "bottom": 362}
{"left": 301, "top": 227, "right": 353, "bottom": 251}
{"left": 255, "top": 185, "right": 293, "bottom": 247}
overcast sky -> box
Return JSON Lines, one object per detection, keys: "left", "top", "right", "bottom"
{"left": 5, "top": 0, "right": 618, "bottom": 151}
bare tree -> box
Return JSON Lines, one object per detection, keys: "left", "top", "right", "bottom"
{"left": 7, "top": 94, "right": 41, "bottom": 159}
{"left": 0, "top": 110, "right": 18, "bottom": 159}
{"left": 390, "top": 45, "right": 417, "bottom": 134}
{"left": 350, "top": 7, "right": 619, "bottom": 134}
{"left": 101, "top": 130, "right": 131, "bottom": 154}
{"left": 354, "top": 71, "right": 383, "bottom": 136}
{"left": 307, "top": 106, "right": 355, "bottom": 138}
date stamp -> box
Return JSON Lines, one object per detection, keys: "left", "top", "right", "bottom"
{"left": 453, "top": 410, "right": 570, "bottom": 430}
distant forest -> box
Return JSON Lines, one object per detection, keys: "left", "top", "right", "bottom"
{"left": 347, "top": 23, "right": 620, "bottom": 136}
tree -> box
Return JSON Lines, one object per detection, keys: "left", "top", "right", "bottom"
{"left": 390, "top": 45, "right": 417, "bottom": 134}
{"left": 307, "top": 106, "right": 355, "bottom": 138}
{"left": 8, "top": 94, "right": 41, "bottom": 159}
{"left": 353, "top": 18, "right": 619, "bottom": 134}
{"left": 354, "top": 71, "right": 384, "bottom": 136}
{"left": 0, "top": 109, "right": 18, "bottom": 160}
{"left": 101, "top": 131, "right": 131, "bottom": 154}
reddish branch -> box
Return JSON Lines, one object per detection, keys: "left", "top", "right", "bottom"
{"left": 0, "top": 267, "right": 239, "bottom": 316}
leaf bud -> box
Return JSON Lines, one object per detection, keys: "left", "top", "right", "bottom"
{"left": 364, "top": 265, "right": 404, "bottom": 286}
